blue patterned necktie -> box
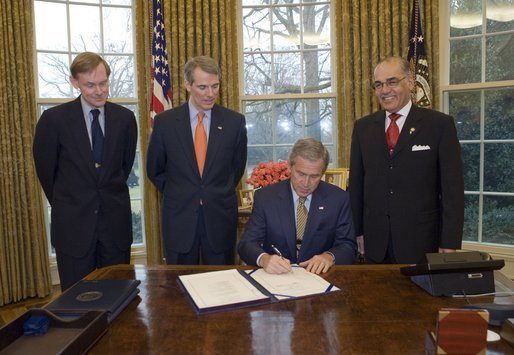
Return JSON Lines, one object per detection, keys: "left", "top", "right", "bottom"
{"left": 90, "top": 109, "right": 104, "bottom": 171}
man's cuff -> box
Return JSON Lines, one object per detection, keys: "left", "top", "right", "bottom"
{"left": 324, "top": 251, "right": 336, "bottom": 265}
{"left": 256, "top": 253, "right": 266, "bottom": 267}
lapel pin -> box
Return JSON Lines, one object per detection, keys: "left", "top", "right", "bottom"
{"left": 409, "top": 127, "right": 416, "bottom": 135}
{"left": 218, "top": 126, "right": 222, "bottom": 130}
{"left": 318, "top": 206, "right": 324, "bottom": 210}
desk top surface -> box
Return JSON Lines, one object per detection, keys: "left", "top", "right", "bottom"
{"left": 84, "top": 264, "right": 513, "bottom": 354}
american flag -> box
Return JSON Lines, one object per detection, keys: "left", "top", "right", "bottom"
{"left": 151, "top": 0, "right": 172, "bottom": 126}
{"left": 407, "top": 0, "right": 432, "bottom": 108}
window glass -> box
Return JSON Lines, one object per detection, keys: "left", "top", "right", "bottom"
{"left": 449, "top": 37, "right": 481, "bottom": 84}
{"left": 463, "top": 194, "right": 479, "bottom": 242}
{"left": 34, "top": 2, "right": 68, "bottom": 51}
{"left": 449, "top": 91, "right": 481, "bottom": 140}
{"left": 241, "top": 0, "right": 335, "bottom": 176}
{"left": 482, "top": 196, "right": 514, "bottom": 244}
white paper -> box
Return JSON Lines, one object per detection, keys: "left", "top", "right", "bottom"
{"left": 247, "top": 266, "right": 340, "bottom": 300}
{"left": 178, "top": 269, "right": 268, "bottom": 309}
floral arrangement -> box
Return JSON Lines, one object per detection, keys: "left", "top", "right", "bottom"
{"left": 246, "top": 161, "right": 290, "bottom": 188}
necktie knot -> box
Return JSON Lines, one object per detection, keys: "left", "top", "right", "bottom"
{"left": 389, "top": 112, "right": 400, "bottom": 122}
{"left": 198, "top": 111, "right": 205, "bottom": 123}
{"left": 91, "top": 109, "right": 100, "bottom": 120}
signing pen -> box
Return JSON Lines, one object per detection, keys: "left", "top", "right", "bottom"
{"left": 270, "top": 244, "right": 283, "bottom": 258}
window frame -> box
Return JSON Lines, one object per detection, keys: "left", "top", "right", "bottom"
{"left": 438, "top": 0, "right": 514, "bottom": 259}
{"left": 238, "top": 0, "right": 338, "bottom": 179}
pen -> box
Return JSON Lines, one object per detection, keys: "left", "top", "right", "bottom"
{"left": 270, "top": 244, "right": 283, "bottom": 258}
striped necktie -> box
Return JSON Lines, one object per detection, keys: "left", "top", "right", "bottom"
{"left": 296, "top": 197, "right": 308, "bottom": 253}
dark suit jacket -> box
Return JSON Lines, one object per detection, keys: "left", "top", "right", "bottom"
{"left": 238, "top": 180, "right": 357, "bottom": 265}
{"left": 349, "top": 105, "right": 464, "bottom": 264}
{"left": 32, "top": 97, "right": 138, "bottom": 258}
{"left": 146, "top": 103, "right": 247, "bottom": 255}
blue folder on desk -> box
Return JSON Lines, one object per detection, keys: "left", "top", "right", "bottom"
{"left": 45, "top": 279, "right": 141, "bottom": 323}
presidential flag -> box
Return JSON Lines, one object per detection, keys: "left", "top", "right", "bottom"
{"left": 151, "top": 0, "right": 172, "bottom": 126}
{"left": 407, "top": 0, "right": 432, "bottom": 108}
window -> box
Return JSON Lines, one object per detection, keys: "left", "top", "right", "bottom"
{"left": 33, "top": 0, "right": 145, "bottom": 254}
{"left": 442, "top": 0, "right": 514, "bottom": 245}
{"left": 240, "top": 0, "right": 336, "bottom": 175}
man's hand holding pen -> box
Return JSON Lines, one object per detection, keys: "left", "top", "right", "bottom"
{"left": 261, "top": 245, "right": 292, "bottom": 274}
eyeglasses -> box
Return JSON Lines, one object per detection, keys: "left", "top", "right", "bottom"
{"left": 372, "top": 76, "right": 407, "bottom": 90}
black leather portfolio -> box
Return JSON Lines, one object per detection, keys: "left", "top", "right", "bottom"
{"left": 45, "top": 279, "right": 141, "bottom": 323}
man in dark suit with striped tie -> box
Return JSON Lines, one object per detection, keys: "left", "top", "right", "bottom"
{"left": 349, "top": 56, "right": 464, "bottom": 264}
{"left": 33, "top": 52, "right": 138, "bottom": 290}
{"left": 238, "top": 138, "right": 357, "bottom": 275}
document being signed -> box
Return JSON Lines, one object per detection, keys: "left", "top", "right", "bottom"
{"left": 177, "top": 267, "right": 339, "bottom": 314}
{"left": 247, "top": 266, "right": 339, "bottom": 300}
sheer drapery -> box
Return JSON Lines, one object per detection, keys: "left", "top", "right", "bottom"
{"left": 0, "top": 0, "right": 52, "bottom": 305}
{"left": 135, "top": 0, "right": 240, "bottom": 264}
{"left": 335, "top": 0, "right": 439, "bottom": 166}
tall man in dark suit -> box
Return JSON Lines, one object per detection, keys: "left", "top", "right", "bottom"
{"left": 33, "top": 52, "right": 138, "bottom": 290}
{"left": 238, "top": 138, "right": 357, "bottom": 274}
{"left": 147, "top": 56, "right": 247, "bottom": 265}
{"left": 349, "top": 56, "right": 464, "bottom": 264}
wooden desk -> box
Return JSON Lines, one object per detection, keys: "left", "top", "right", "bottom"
{"left": 84, "top": 264, "right": 513, "bottom": 354}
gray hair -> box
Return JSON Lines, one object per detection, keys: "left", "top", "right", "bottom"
{"left": 374, "top": 56, "right": 411, "bottom": 78}
{"left": 288, "top": 138, "right": 329, "bottom": 172}
{"left": 184, "top": 56, "right": 221, "bottom": 84}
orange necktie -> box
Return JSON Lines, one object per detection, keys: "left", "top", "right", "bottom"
{"left": 194, "top": 111, "right": 207, "bottom": 176}
{"left": 386, "top": 112, "right": 401, "bottom": 155}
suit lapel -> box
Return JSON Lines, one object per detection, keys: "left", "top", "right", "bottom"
{"left": 176, "top": 104, "right": 199, "bottom": 175}
{"left": 67, "top": 97, "right": 97, "bottom": 177}
{"left": 99, "top": 102, "right": 119, "bottom": 180}
{"left": 276, "top": 183, "right": 297, "bottom": 259}
{"left": 370, "top": 111, "right": 391, "bottom": 160}
{"left": 391, "top": 105, "right": 422, "bottom": 158}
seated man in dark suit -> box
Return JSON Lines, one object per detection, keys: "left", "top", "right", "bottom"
{"left": 238, "top": 138, "right": 357, "bottom": 274}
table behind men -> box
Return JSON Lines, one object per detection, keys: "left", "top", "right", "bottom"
{"left": 83, "top": 264, "right": 513, "bottom": 354}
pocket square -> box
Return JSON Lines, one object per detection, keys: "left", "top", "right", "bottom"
{"left": 412, "top": 145, "right": 431, "bottom": 151}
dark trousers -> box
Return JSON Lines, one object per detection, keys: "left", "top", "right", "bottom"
{"left": 56, "top": 215, "right": 131, "bottom": 291}
{"left": 165, "top": 208, "right": 235, "bottom": 265}
{"left": 365, "top": 217, "right": 397, "bottom": 264}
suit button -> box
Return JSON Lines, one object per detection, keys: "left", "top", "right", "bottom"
{"left": 389, "top": 164, "right": 393, "bottom": 169}
{"left": 94, "top": 210, "right": 98, "bottom": 214}
{"left": 389, "top": 189, "right": 394, "bottom": 194}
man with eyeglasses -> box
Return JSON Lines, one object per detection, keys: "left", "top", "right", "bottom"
{"left": 33, "top": 52, "right": 138, "bottom": 290}
{"left": 348, "top": 56, "right": 464, "bottom": 264}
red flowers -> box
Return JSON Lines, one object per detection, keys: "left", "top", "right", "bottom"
{"left": 246, "top": 161, "right": 290, "bottom": 189}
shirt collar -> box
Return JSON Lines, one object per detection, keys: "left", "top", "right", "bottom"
{"left": 386, "top": 99, "right": 412, "bottom": 119}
